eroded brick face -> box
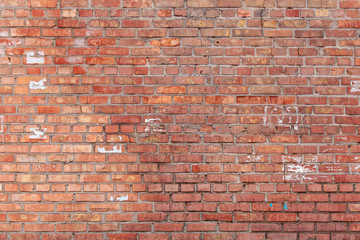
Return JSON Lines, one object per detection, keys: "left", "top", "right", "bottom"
{"left": 0, "top": 0, "right": 360, "bottom": 239}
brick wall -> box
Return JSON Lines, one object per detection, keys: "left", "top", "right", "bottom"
{"left": 0, "top": 0, "right": 360, "bottom": 239}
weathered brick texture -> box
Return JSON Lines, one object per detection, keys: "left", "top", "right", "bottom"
{"left": 0, "top": 0, "right": 360, "bottom": 238}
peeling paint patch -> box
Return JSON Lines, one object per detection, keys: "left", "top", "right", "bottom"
{"left": 145, "top": 118, "right": 162, "bottom": 123}
{"left": 29, "top": 78, "right": 47, "bottom": 90}
{"left": 29, "top": 128, "right": 47, "bottom": 139}
{"left": 26, "top": 51, "right": 45, "bottom": 64}
{"left": 97, "top": 145, "right": 122, "bottom": 153}
{"left": 110, "top": 194, "right": 128, "bottom": 202}
{"left": 351, "top": 81, "right": 360, "bottom": 92}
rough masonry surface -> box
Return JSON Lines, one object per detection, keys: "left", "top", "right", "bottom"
{"left": 0, "top": 0, "right": 359, "bottom": 239}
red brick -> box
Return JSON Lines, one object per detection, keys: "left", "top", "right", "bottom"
{"left": 1, "top": 0, "right": 360, "bottom": 235}
{"left": 29, "top": 0, "right": 57, "bottom": 7}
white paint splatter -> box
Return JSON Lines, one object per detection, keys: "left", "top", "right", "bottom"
{"left": 29, "top": 128, "right": 47, "bottom": 139}
{"left": 282, "top": 156, "right": 302, "bottom": 163}
{"left": 74, "top": 39, "right": 85, "bottom": 46}
{"left": 353, "top": 165, "right": 360, "bottom": 170}
{"left": 323, "top": 148, "right": 344, "bottom": 153}
{"left": 350, "top": 81, "right": 360, "bottom": 92}
{"left": 26, "top": 51, "right": 44, "bottom": 64}
{"left": 287, "top": 164, "right": 312, "bottom": 173}
{"left": 294, "top": 126, "right": 298, "bottom": 130}
{"left": 263, "top": 106, "right": 268, "bottom": 124}
{"left": 263, "top": 116, "right": 267, "bottom": 124}
{"left": 16, "top": 155, "right": 45, "bottom": 163}
{"left": 323, "top": 165, "right": 343, "bottom": 172}
{"left": 145, "top": 126, "right": 150, "bottom": 132}
{"left": 66, "top": 57, "right": 81, "bottom": 64}
{"left": 110, "top": 194, "right": 128, "bottom": 202}
{"left": 307, "top": 156, "right": 318, "bottom": 162}
{"left": 302, "top": 176, "right": 313, "bottom": 181}
{"left": 277, "top": 116, "right": 284, "bottom": 124}
{"left": 0, "top": 30, "right": 8, "bottom": 37}
{"left": 5, "top": 39, "right": 22, "bottom": 47}
{"left": 286, "top": 106, "right": 298, "bottom": 113}
{"left": 153, "top": 128, "right": 166, "bottom": 132}
{"left": 246, "top": 155, "right": 263, "bottom": 162}
{"left": 97, "top": 145, "right": 122, "bottom": 153}
{"left": 118, "top": 136, "right": 122, "bottom": 141}
{"left": 283, "top": 174, "right": 300, "bottom": 181}
{"left": 145, "top": 118, "right": 162, "bottom": 123}
{"left": 337, "top": 136, "right": 347, "bottom": 140}
{"left": 29, "top": 79, "right": 47, "bottom": 90}
{"left": 0, "top": 116, "right": 3, "bottom": 133}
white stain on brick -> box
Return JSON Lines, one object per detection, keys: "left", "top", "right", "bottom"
{"left": 66, "top": 56, "right": 81, "bottom": 64}
{"left": 29, "top": 79, "right": 47, "bottom": 90}
{"left": 263, "top": 106, "right": 269, "bottom": 124}
{"left": 74, "top": 39, "right": 85, "bottom": 46}
{"left": 145, "top": 126, "right": 150, "bottom": 132}
{"left": 282, "top": 156, "right": 301, "bottom": 163}
{"left": 283, "top": 174, "right": 300, "bottom": 182}
{"left": 29, "top": 128, "right": 47, "bottom": 139}
{"left": 337, "top": 136, "right": 348, "bottom": 140}
{"left": 262, "top": 116, "right": 267, "bottom": 124}
{"left": 26, "top": 51, "right": 45, "bottom": 64}
{"left": 97, "top": 145, "right": 122, "bottom": 153}
{"left": 350, "top": 81, "right": 360, "bottom": 92}
{"left": 287, "top": 164, "right": 312, "bottom": 173}
{"left": 307, "top": 156, "right": 318, "bottom": 162}
{"left": 277, "top": 116, "right": 284, "bottom": 124}
{"left": 323, "top": 148, "right": 344, "bottom": 153}
{"left": 286, "top": 106, "right": 300, "bottom": 125}
{"left": 302, "top": 176, "right": 312, "bottom": 182}
{"left": 16, "top": 155, "right": 46, "bottom": 163}
{"left": 0, "top": 116, "right": 3, "bottom": 133}
{"left": 353, "top": 165, "right": 360, "bottom": 170}
{"left": 246, "top": 155, "right": 263, "bottom": 162}
{"left": 145, "top": 118, "right": 162, "bottom": 123}
{"left": 110, "top": 194, "right": 128, "bottom": 202}
{"left": 0, "top": 30, "right": 8, "bottom": 37}
{"left": 153, "top": 128, "right": 166, "bottom": 133}
{"left": 6, "top": 39, "right": 22, "bottom": 47}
